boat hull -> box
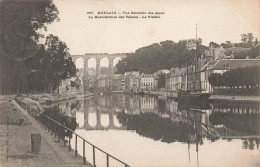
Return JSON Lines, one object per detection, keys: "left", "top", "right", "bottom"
{"left": 178, "top": 92, "right": 211, "bottom": 102}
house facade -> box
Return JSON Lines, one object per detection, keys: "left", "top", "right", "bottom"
{"left": 59, "top": 77, "right": 83, "bottom": 94}
{"left": 111, "top": 74, "right": 124, "bottom": 91}
{"left": 140, "top": 74, "right": 157, "bottom": 91}
{"left": 97, "top": 75, "right": 112, "bottom": 91}
{"left": 124, "top": 71, "right": 140, "bottom": 92}
{"left": 165, "top": 67, "right": 187, "bottom": 92}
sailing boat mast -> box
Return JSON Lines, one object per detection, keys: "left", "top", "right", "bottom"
{"left": 186, "top": 43, "right": 189, "bottom": 91}
{"left": 194, "top": 24, "right": 198, "bottom": 92}
{"left": 195, "top": 24, "right": 198, "bottom": 72}
{"left": 186, "top": 25, "right": 198, "bottom": 91}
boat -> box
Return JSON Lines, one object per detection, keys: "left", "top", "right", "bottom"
{"left": 177, "top": 25, "right": 211, "bottom": 102}
{"left": 166, "top": 92, "right": 178, "bottom": 100}
{"left": 177, "top": 90, "right": 211, "bottom": 102}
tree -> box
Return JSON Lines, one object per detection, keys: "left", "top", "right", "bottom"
{"left": 115, "top": 39, "right": 208, "bottom": 74}
{"left": 208, "top": 73, "right": 222, "bottom": 87}
{"left": 0, "top": 0, "right": 59, "bottom": 94}
{"left": 208, "top": 66, "right": 260, "bottom": 95}
{"left": 220, "top": 41, "right": 232, "bottom": 48}
{"left": 247, "top": 33, "right": 254, "bottom": 43}
{"left": 241, "top": 34, "right": 248, "bottom": 43}
{"left": 41, "top": 34, "right": 77, "bottom": 91}
{"left": 0, "top": 0, "right": 59, "bottom": 60}
{"left": 23, "top": 35, "right": 77, "bottom": 93}
{"left": 254, "top": 38, "right": 259, "bottom": 46}
{"left": 158, "top": 73, "right": 166, "bottom": 88}
{"left": 209, "top": 42, "right": 219, "bottom": 48}
{"left": 239, "top": 33, "right": 255, "bottom": 48}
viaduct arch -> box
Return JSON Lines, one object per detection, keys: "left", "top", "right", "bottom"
{"left": 71, "top": 53, "right": 126, "bottom": 92}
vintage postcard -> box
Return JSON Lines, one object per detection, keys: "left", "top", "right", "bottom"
{"left": 0, "top": 0, "right": 259, "bottom": 167}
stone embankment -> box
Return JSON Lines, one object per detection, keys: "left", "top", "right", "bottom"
{"left": 0, "top": 95, "right": 93, "bottom": 167}
{"left": 27, "top": 92, "right": 97, "bottom": 105}
{"left": 145, "top": 91, "right": 260, "bottom": 102}
{"left": 106, "top": 91, "right": 260, "bottom": 102}
{"left": 209, "top": 95, "right": 260, "bottom": 102}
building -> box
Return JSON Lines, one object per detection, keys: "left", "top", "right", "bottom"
{"left": 111, "top": 74, "right": 124, "bottom": 91}
{"left": 88, "top": 79, "right": 96, "bottom": 90}
{"left": 59, "top": 77, "right": 83, "bottom": 94}
{"left": 165, "top": 67, "right": 187, "bottom": 92}
{"left": 140, "top": 73, "right": 157, "bottom": 91}
{"left": 208, "top": 43, "right": 259, "bottom": 60}
{"left": 200, "top": 59, "right": 260, "bottom": 93}
{"left": 124, "top": 71, "right": 140, "bottom": 92}
{"left": 165, "top": 51, "right": 213, "bottom": 92}
{"left": 97, "top": 75, "right": 112, "bottom": 91}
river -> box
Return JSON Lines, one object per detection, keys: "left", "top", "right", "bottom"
{"left": 44, "top": 94, "right": 260, "bottom": 167}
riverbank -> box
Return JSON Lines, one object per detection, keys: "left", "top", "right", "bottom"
{"left": 143, "top": 91, "right": 260, "bottom": 102}
{"left": 21, "top": 92, "right": 97, "bottom": 105}
{"left": 104, "top": 91, "right": 260, "bottom": 102}
{"left": 209, "top": 95, "right": 260, "bottom": 102}
{"left": 104, "top": 90, "right": 171, "bottom": 97}
{"left": 0, "top": 96, "right": 92, "bottom": 167}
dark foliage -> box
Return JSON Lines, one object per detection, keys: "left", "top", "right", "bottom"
{"left": 208, "top": 66, "right": 260, "bottom": 87}
{"left": 115, "top": 39, "right": 207, "bottom": 74}
{"left": 43, "top": 105, "right": 78, "bottom": 139}
{"left": 116, "top": 112, "right": 197, "bottom": 143}
{"left": 210, "top": 112, "right": 260, "bottom": 135}
{"left": 158, "top": 73, "right": 166, "bottom": 88}
{"left": 0, "top": 0, "right": 77, "bottom": 94}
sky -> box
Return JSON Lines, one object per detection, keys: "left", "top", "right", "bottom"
{"left": 42, "top": 0, "right": 260, "bottom": 67}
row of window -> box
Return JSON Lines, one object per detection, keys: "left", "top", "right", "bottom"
{"left": 141, "top": 78, "right": 154, "bottom": 81}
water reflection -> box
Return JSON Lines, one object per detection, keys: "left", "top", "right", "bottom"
{"left": 48, "top": 95, "right": 260, "bottom": 147}
{"left": 46, "top": 95, "right": 260, "bottom": 166}
{"left": 43, "top": 101, "right": 79, "bottom": 140}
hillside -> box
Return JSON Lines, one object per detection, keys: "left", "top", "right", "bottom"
{"left": 115, "top": 40, "right": 207, "bottom": 74}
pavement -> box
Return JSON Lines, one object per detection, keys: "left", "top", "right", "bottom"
{"left": 0, "top": 95, "right": 92, "bottom": 167}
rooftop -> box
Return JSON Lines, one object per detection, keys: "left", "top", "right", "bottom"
{"left": 201, "top": 59, "right": 260, "bottom": 71}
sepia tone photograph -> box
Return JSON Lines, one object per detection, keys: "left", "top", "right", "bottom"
{"left": 0, "top": 0, "right": 260, "bottom": 167}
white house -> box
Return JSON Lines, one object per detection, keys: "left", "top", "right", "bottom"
{"left": 140, "top": 74, "right": 157, "bottom": 91}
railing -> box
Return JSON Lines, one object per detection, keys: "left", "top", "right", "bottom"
{"left": 15, "top": 98, "right": 130, "bottom": 167}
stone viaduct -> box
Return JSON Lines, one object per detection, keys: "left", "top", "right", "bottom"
{"left": 70, "top": 53, "right": 126, "bottom": 92}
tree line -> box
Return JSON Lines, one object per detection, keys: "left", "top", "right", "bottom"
{"left": 115, "top": 39, "right": 206, "bottom": 74}
{"left": 115, "top": 33, "right": 259, "bottom": 75}
{"left": 208, "top": 66, "right": 260, "bottom": 91}
{"left": 219, "top": 33, "right": 258, "bottom": 48}
{"left": 0, "top": 0, "right": 77, "bottom": 94}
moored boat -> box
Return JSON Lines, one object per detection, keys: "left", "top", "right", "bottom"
{"left": 166, "top": 92, "right": 178, "bottom": 100}
{"left": 177, "top": 90, "right": 211, "bottom": 102}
